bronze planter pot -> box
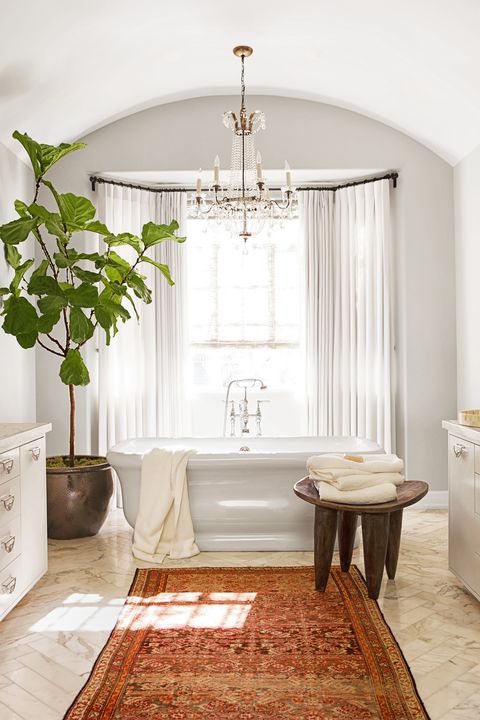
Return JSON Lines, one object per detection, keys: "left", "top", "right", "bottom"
{"left": 47, "top": 458, "right": 114, "bottom": 539}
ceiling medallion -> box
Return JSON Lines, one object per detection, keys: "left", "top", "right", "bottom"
{"left": 191, "top": 46, "right": 296, "bottom": 243}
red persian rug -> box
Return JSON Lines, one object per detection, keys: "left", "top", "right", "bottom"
{"left": 64, "top": 566, "right": 429, "bottom": 719}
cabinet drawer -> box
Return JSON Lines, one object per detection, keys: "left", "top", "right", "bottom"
{"left": 0, "top": 447, "right": 19, "bottom": 482}
{"left": 0, "top": 476, "right": 20, "bottom": 523}
{"left": 0, "top": 516, "right": 21, "bottom": 571}
{"left": 0, "top": 556, "right": 23, "bottom": 620}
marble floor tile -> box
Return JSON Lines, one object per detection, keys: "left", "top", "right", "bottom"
{"left": 0, "top": 508, "right": 479, "bottom": 719}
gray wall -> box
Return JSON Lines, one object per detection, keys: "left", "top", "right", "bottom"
{"left": 38, "top": 95, "right": 456, "bottom": 491}
{"left": 0, "top": 141, "right": 36, "bottom": 422}
{"left": 454, "top": 143, "right": 480, "bottom": 409}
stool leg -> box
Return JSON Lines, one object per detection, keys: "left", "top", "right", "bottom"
{"left": 338, "top": 511, "right": 357, "bottom": 572}
{"left": 314, "top": 506, "right": 338, "bottom": 591}
{"left": 361, "top": 513, "right": 390, "bottom": 599}
{"left": 385, "top": 509, "right": 403, "bottom": 579}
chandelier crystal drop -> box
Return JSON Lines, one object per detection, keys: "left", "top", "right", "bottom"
{"left": 190, "top": 45, "right": 297, "bottom": 243}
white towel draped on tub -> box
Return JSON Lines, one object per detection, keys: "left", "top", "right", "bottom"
{"left": 132, "top": 448, "right": 200, "bottom": 563}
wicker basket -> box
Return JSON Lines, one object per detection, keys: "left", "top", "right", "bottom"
{"left": 458, "top": 410, "right": 480, "bottom": 428}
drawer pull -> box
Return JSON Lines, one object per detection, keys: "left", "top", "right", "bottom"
{"left": 30, "top": 447, "right": 41, "bottom": 461}
{"left": 1, "top": 459, "right": 14, "bottom": 474}
{"left": 453, "top": 444, "right": 467, "bottom": 458}
{"left": 1, "top": 536, "right": 15, "bottom": 553}
{"left": 1, "top": 495, "right": 15, "bottom": 512}
{"left": 1, "top": 576, "right": 16, "bottom": 594}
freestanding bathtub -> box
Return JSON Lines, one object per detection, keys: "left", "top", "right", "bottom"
{"left": 107, "top": 436, "right": 382, "bottom": 551}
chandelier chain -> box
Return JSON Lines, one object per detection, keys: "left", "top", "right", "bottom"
{"left": 241, "top": 55, "right": 246, "bottom": 113}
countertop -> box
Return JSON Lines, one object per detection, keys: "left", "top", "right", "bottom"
{"left": 442, "top": 419, "right": 480, "bottom": 443}
{"left": 0, "top": 422, "right": 52, "bottom": 454}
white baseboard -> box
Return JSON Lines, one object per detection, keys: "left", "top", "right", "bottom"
{"left": 409, "top": 490, "right": 448, "bottom": 509}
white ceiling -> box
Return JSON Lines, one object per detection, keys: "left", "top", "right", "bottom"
{"left": 1, "top": 0, "right": 479, "bottom": 165}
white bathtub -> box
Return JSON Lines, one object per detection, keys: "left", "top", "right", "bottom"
{"left": 107, "top": 436, "right": 382, "bottom": 551}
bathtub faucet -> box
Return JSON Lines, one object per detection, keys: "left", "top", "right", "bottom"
{"left": 223, "top": 378, "right": 267, "bottom": 437}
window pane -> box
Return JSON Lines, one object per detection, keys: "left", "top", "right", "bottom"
{"left": 186, "top": 218, "right": 302, "bottom": 390}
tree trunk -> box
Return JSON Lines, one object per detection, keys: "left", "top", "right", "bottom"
{"left": 69, "top": 384, "right": 75, "bottom": 467}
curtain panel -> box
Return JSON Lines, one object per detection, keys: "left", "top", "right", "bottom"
{"left": 90, "top": 184, "right": 191, "bottom": 455}
{"left": 300, "top": 179, "right": 394, "bottom": 451}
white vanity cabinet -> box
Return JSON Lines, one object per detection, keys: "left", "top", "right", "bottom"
{"left": 442, "top": 421, "right": 480, "bottom": 600}
{"left": 0, "top": 423, "right": 51, "bottom": 620}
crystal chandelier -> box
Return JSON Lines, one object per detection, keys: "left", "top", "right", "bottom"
{"left": 191, "top": 46, "right": 297, "bottom": 243}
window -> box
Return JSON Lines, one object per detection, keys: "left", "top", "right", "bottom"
{"left": 186, "top": 219, "right": 303, "bottom": 391}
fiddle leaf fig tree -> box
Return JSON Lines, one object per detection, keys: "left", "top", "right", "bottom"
{"left": 0, "top": 131, "right": 185, "bottom": 467}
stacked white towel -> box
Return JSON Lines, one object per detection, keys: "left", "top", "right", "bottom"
{"left": 307, "top": 454, "right": 404, "bottom": 505}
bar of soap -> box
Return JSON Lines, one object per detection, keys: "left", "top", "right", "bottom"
{"left": 343, "top": 454, "right": 364, "bottom": 463}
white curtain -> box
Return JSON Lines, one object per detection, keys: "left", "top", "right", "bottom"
{"left": 90, "top": 184, "right": 191, "bottom": 455}
{"left": 300, "top": 179, "right": 394, "bottom": 451}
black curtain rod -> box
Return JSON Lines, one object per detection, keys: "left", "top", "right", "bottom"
{"left": 89, "top": 176, "right": 189, "bottom": 193}
{"left": 299, "top": 172, "right": 398, "bottom": 191}
{"left": 89, "top": 171, "right": 398, "bottom": 194}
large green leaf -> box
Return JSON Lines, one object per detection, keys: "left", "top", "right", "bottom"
{"left": 94, "top": 305, "right": 115, "bottom": 345}
{"left": 69, "top": 307, "right": 95, "bottom": 343}
{"left": 29, "top": 260, "right": 49, "bottom": 283}
{"left": 107, "top": 251, "right": 131, "bottom": 270}
{"left": 45, "top": 215, "right": 69, "bottom": 245}
{"left": 99, "top": 298, "right": 130, "bottom": 321}
{"left": 126, "top": 271, "right": 152, "bottom": 303}
{"left": 12, "top": 131, "right": 41, "bottom": 179}
{"left": 3, "top": 296, "right": 37, "bottom": 336}
{"left": 124, "top": 290, "right": 140, "bottom": 321}
{"left": 37, "top": 295, "right": 67, "bottom": 314}
{"left": 41, "top": 179, "right": 62, "bottom": 208}
{"left": 141, "top": 220, "right": 184, "bottom": 248}
{"left": 14, "top": 131, "right": 85, "bottom": 179}
{"left": 9, "top": 259, "right": 34, "bottom": 294}
{"left": 28, "top": 203, "right": 52, "bottom": 222}
{"left": 39, "top": 141, "right": 87, "bottom": 175}
{"left": 71, "top": 267, "right": 102, "bottom": 283}
{"left": 14, "top": 200, "right": 29, "bottom": 218}
{"left": 28, "top": 275, "right": 65, "bottom": 297}
{"left": 0, "top": 218, "right": 37, "bottom": 245}
{"left": 4, "top": 245, "right": 21, "bottom": 269}
{"left": 99, "top": 278, "right": 127, "bottom": 298}
{"left": 64, "top": 283, "right": 98, "bottom": 308}
{"left": 59, "top": 349, "right": 90, "bottom": 386}
{"left": 37, "top": 309, "right": 61, "bottom": 334}
{"left": 105, "top": 232, "right": 142, "bottom": 253}
{"left": 53, "top": 251, "right": 75, "bottom": 269}
{"left": 16, "top": 331, "right": 38, "bottom": 349}
{"left": 105, "top": 265, "right": 123, "bottom": 283}
{"left": 140, "top": 256, "right": 174, "bottom": 286}
{"left": 58, "top": 194, "right": 96, "bottom": 229}
{"left": 85, "top": 220, "right": 110, "bottom": 235}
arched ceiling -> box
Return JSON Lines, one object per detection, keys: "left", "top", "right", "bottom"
{"left": 1, "top": 0, "right": 479, "bottom": 165}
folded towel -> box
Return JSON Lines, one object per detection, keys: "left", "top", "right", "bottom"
{"left": 133, "top": 447, "right": 200, "bottom": 564}
{"left": 309, "top": 471, "right": 404, "bottom": 491}
{"left": 315, "top": 481, "right": 397, "bottom": 505}
{"left": 307, "top": 453, "right": 404, "bottom": 475}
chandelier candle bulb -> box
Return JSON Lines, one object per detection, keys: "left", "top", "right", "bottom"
{"left": 285, "top": 161, "right": 292, "bottom": 190}
{"left": 196, "top": 174, "right": 202, "bottom": 197}
{"left": 213, "top": 155, "right": 220, "bottom": 186}
{"left": 256, "top": 152, "right": 263, "bottom": 182}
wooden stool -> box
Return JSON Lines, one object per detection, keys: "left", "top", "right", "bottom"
{"left": 293, "top": 478, "right": 428, "bottom": 599}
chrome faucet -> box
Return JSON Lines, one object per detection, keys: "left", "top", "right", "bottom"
{"left": 223, "top": 378, "right": 267, "bottom": 437}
